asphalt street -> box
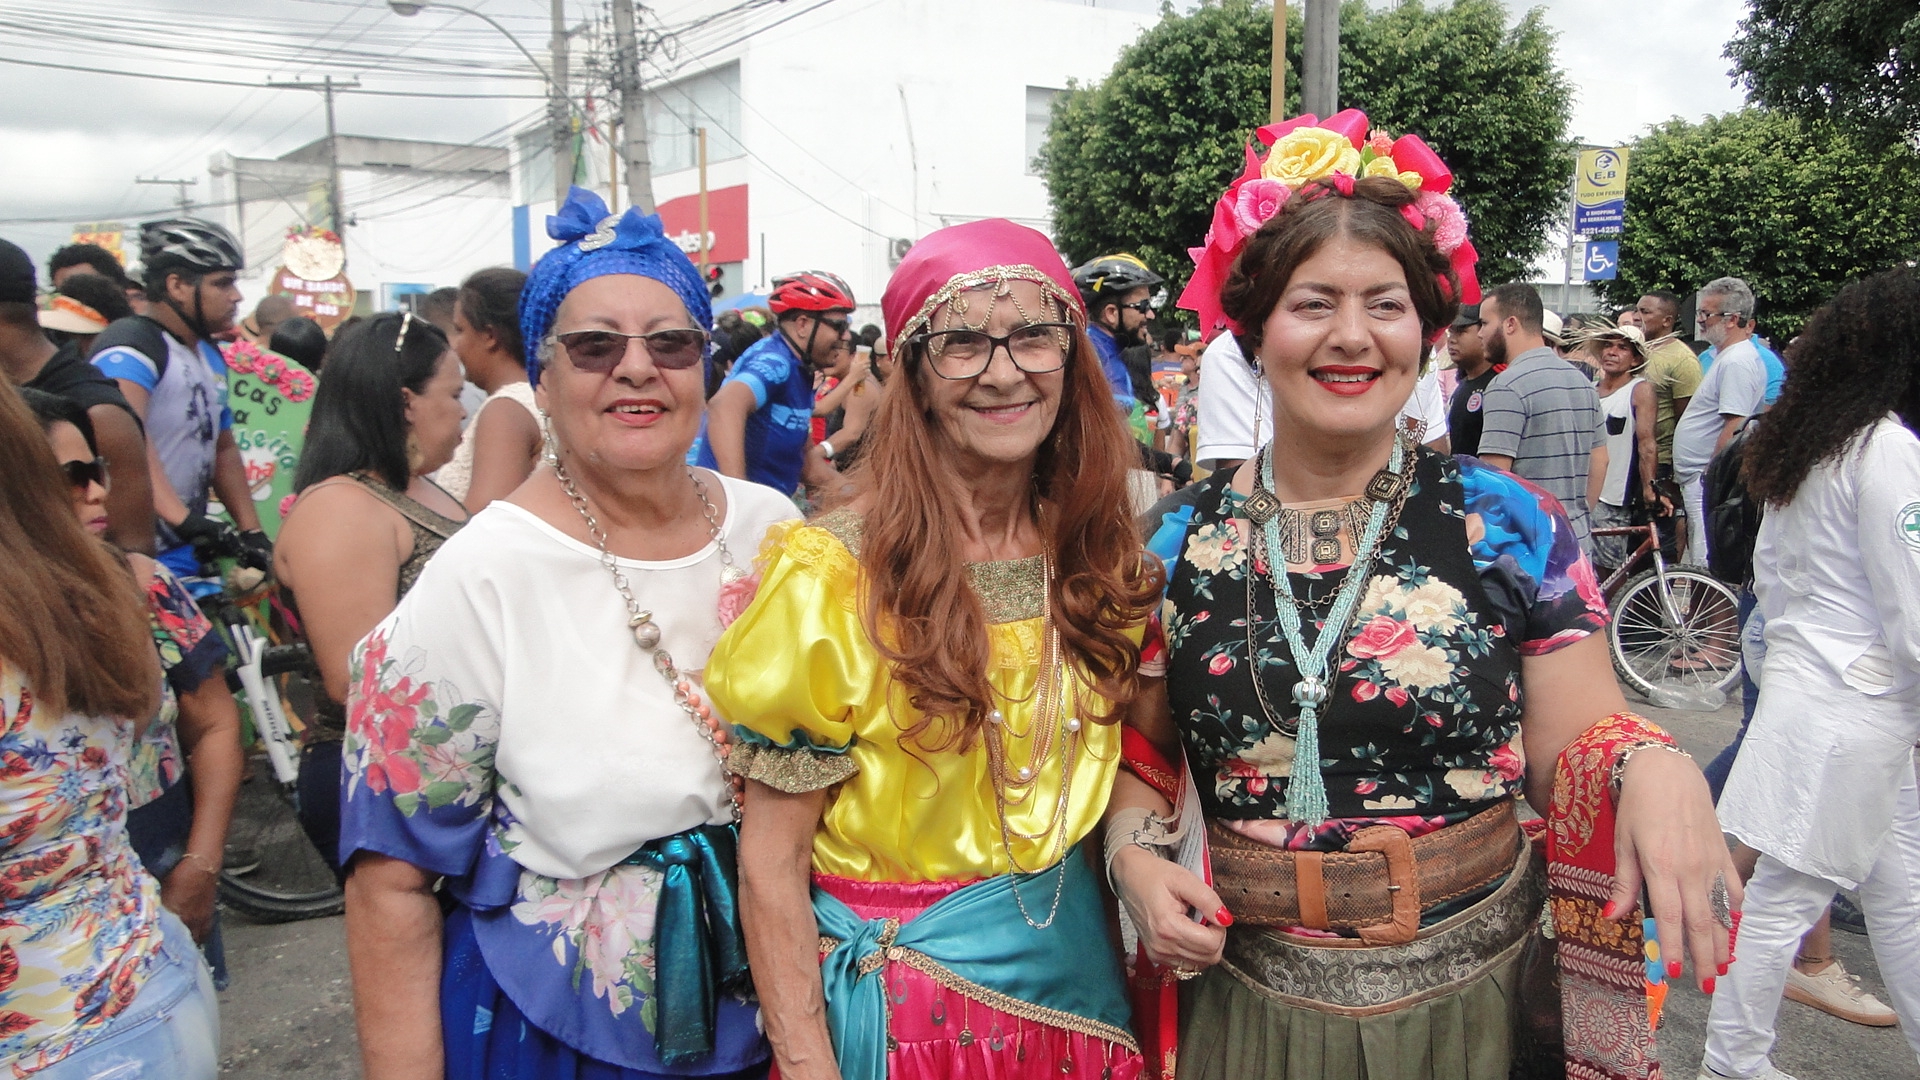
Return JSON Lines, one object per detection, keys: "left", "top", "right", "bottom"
{"left": 215, "top": 695, "right": 1918, "bottom": 1078}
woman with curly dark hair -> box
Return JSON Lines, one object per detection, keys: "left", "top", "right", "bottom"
{"left": 1703, "top": 268, "right": 1920, "bottom": 1080}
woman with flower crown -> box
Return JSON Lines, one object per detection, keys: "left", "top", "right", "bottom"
{"left": 1106, "top": 111, "right": 1740, "bottom": 1080}
{"left": 706, "top": 218, "right": 1164, "bottom": 1080}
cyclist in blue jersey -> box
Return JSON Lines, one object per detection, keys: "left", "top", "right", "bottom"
{"left": 694, "top": 270, "right": 855, "bottom": 495}
{"left": 91, "top": 219, "right": 267, "bottom": 575}
{"left": 1072, "top": 253, "right": 1162, "bottom": 415}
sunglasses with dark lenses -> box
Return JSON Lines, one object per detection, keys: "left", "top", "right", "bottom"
{"left": 555, "top": 328, "right": 711, "bottom": 372}
{"left": 817, "top": 315, "right": 853, "bottom": 336}
{"left": 62, "top": 457, "right": 109, "bottom": 492}
{"left": 1119, "top": 299, "right": 1156, "bottom": 314}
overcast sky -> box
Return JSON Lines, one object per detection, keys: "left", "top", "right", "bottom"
{"left": 0, "top": 0, "right": 1752, "bottom": 270}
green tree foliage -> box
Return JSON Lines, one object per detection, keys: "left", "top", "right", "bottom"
{"left": 1600, "top": 110, "right": 1920, "bottom": 337}
{"left": 1041, "top": 0, "right": 1572, "bottom": 308}
{"left": 1727, "top": 0, "right": 1920, "bottom": 137}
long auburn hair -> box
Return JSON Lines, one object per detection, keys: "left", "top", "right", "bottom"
{"left": 0, "top": 379, "right": 159, "bottom": 721}
{"left": 845, "top": 295, "right": 1163, "bottom": 752}
{"left": 1745, "top": 268, "right": 1920, "bottom": 506}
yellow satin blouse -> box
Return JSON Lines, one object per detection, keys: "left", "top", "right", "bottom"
{"left": 706, "top": 514, "right": 1136, "bottom": 883}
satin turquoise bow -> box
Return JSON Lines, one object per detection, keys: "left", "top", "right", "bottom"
{"left": 810, "top": 847, "right": 1134, "bottom": 1080}
{"left": 624, "top": 824, "right": 748, "bottom": 1064}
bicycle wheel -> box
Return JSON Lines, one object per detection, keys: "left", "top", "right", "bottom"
{"left": 218, "top": 754, "right": 344, "bottom": 923}
{"left": 1609, "top": 564, "right": 1744, "bottom": 700}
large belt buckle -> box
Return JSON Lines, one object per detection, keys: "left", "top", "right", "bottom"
{"left": 1348, "top": 825, "right": 1420, "bottom": 946}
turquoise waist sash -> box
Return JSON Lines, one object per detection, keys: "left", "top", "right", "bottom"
{"left": 811, "top": 846, "right": 1136, "bottom": 1080}
{"left": 620, "top": 823, "right": 749, "bottom": 1064}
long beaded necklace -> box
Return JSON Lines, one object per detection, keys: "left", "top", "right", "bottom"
{"left": 552, "top": 450, "right": 746, "bottom": 823}
{"left": 1240, "top": 432, "right": 1412, "bottom": 826}
{"left": 981, "top": 553, "right": 1079, "bottom": 929}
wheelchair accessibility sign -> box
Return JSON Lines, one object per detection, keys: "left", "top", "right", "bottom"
{"left": 1584, "top": 241, "right": 1619, "bottom": 281}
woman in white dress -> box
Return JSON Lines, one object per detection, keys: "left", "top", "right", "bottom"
{"left": 1703, "top": 267, "right": 1920, "bottom": 1080}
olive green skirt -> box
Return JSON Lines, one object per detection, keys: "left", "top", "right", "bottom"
{"left": 1176, "top": 843, "right": 1544, "bottom": 1080}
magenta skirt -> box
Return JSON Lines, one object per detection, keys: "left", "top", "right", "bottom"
{"left": 780, "top": 874, "right": 1142, "bottom": 1080}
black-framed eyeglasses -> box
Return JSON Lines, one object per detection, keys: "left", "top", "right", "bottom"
{"left": 61, "top": 457, "right": 109, "bottom": 492}
{"left": 555, "top": 327, "right": 710, "bottom": 372}
{"left": 913, "top": 322, "right": 1075, "bottom": 381}
{"left": 1697, "top": 310, "right": 1734, "bottom": 323}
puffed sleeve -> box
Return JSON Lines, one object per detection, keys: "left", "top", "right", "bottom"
{"left": 707, "top": 520, "right": 876, "bottom": 793}
{"left": 339, "top": 548, "right": 503, "bottom": 878}
{"left": 1457, "top": 455, "right": 1609, "bottom": 654}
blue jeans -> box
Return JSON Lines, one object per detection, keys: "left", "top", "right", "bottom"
{"left": 35, "top": 911, "right": 219, "bottom": 1080}
{"left": 1703, "top": 589, "right": 1761, "bottom": 803}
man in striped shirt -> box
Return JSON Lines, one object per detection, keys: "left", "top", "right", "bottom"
{"left": 1475, "top": 282, "right": 1604, "bottom": 557}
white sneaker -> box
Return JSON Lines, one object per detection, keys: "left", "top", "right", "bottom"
{"left": 1785, "top": 959, "right": 1898, "bottom": 1027}
{"left": 1697, "top": 1063, "right": 1801, "bottom": 1080}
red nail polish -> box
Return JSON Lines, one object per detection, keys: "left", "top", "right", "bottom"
{"left": 1703, "top": 977, "right": 1717, "bottom": 994}
{"left": 1601, "top": 900, "right": 1622, "bottom": 920}
{"left": 1667, "top": 960, "right": 1682, "bottom": 979}
{"left": 1718, "top": 962, "right": 1729, "bottom": 976}
{"left": 1216, "top": 907, "right": 1235, "bottom": 927}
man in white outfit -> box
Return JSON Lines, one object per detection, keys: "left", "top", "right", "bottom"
{"left": 1672, "top": 278, "right": 1768, "bottom": 567}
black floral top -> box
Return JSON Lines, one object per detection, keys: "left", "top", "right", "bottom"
{"left": 1146, "top": 450, "right": 1608, "bottom": 847}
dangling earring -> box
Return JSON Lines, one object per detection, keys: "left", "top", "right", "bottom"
{"left": 1249, "top": 346, "right": 1269, "bottom": 457}
{"left": 539, "top": 408, "right": 561, "bottom": 468}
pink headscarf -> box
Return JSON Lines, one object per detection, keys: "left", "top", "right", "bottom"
{"left": 881, "top": 219, "right": 1085, "bottom": 356}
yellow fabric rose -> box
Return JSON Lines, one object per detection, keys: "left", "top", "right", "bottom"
{"left": 1263, "top": 127, "right": 1363, "bottom": 186}
{"left": 1397, "top": 170, "right": 1425, "bottom": 190}
{"left": 1363, "top": 154, "right": 1401, "bottom": 179}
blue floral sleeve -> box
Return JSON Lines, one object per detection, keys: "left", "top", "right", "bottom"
{"left": 1456, "top": 455, "right": 1609, "bottom": 655}
{"left": 340, "top": 583, "right": 501, "bottom": 879}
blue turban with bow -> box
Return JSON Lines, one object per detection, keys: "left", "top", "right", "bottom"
{"left": 519, "top": 186, "right": 713, "bottom": 385}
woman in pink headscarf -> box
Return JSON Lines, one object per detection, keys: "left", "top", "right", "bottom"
{"left": 707, "top": 219, "right": 1166, "bottom": 1080}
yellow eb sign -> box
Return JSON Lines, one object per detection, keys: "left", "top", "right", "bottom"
{"left": 1574, "top": 147, "right": 1630, "bottom": 234}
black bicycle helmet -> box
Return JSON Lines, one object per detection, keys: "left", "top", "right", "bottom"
{"left": 139, "top": 217, "right": 244, "bottom": 288}
{"left": 1070, "top": 253, "right": 1163, "bottom": 302}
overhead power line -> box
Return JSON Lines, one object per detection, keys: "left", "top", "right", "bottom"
{"left": 0, "top": 53, "right": 544, "bottom": 98}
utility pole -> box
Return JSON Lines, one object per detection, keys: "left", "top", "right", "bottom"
{"left": 550, "top": 0, "right": 573, "bottom": 207}
{"left": 1270, "top": 1, "right": 1286, "bottom": 123}
{"left": 696, "top": 127, "right": 709, "bottom": 271}
{"left": 270, "top": 75, "right": 360, "bottom": 233}
{"left": 610, "top": 0, "right": 656, "bottom": 212}
{"left": 136, "top": 176, "right": 198, "bottom": 214}
{"left": 1301, "top": 0, "right": 1338, "bottom": 119}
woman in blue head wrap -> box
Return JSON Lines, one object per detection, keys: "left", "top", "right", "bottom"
{"left": 339, "top": 189, "right": 794, "bottom": 1080}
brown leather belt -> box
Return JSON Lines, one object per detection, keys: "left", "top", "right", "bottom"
{"left": 1209, "top": 801, "right": 1520, "bottom": 946}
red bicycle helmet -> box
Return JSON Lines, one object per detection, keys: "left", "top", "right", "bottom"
{"left": 769, "top": 271, "right": 855, "bottom": 314}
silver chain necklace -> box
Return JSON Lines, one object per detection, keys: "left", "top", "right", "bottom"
{"left": 551, "top": 449, "right": 746, "bottom": 822}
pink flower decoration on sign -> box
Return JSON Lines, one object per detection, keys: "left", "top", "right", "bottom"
{"left": 1231, "top": 179, "right": 1291, "bottom": 239}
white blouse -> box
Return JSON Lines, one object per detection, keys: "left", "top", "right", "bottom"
{"left": 360, "top": 473, "right": 799, "bottom": 880}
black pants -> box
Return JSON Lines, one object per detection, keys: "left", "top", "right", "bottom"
{"left": 296, "top": 739, "right": 345, "bottom": 882}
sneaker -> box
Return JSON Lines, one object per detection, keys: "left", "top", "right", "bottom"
{"left": 1785, "top": 959, "right": 1898, "bottom": 1026}
{"left": 1697, "top": 1065, "right": 1800, "bottom": 1080}
{"left": 1830, "top": 893, "right": 1869, "bottom": 936}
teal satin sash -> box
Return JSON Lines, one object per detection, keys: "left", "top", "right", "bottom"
{"left": 811, "top": 846, "right": 1135, "bottom": 1080}
{"left": 623, "top": 823, "right": 749, "bottom": 1064}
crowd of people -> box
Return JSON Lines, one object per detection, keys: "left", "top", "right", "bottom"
{"left": 0, "top": 105, "right": 1915, "bottom": 1080}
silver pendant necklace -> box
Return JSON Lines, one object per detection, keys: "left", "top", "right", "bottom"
{"left": 551, "top": 448, "right": 746, "bottom": 821}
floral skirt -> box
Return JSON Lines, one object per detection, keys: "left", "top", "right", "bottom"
{"left": 793, "top": 874, "right": 1144, "bottom": 1080}
{"left": 440, "top": 907, "right": 770, "bottom": 1080}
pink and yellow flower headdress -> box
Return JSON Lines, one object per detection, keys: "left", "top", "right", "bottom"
{"left": 1178, "top": 108, "right": 1481, "bottom": 338}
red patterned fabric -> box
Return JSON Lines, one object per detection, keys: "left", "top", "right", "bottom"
{"left": 1548, "top": 712, "right": 1671, "bottom": 1080}
{"left": 1119, "top": 729, "right": 1183, "bottom": 1079}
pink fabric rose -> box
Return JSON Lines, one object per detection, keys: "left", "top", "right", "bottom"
{"left": 1232, "top": 179, "right": 1291, "bottom": 239}
{"left": 1207, "top": 653, "right": 1235, "bottom": 677}
{"left": 1490, "top": 742, "right": 1525, "bottom": 782}
{"left": 716, "top": 572, "right": 762, "bottom": 629}
{"left": 1351, "top": 680, "right": 1381, "bottom": 703}
{"left": 1384, "top": 686, "right": 1410, "bottom": 708}
{"left": 1415, "top": 191, "right": 1469, "bottom": 254}
{"left": 1348, "top": 615, "right": 1417, "bottom": 660}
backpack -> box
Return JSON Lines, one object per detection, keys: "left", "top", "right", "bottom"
{"left": 86, "top": 315, "right": 175, "bottom": 379}
{"left": 1704, "top": 418, "right": 1763, "bottom": 585}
